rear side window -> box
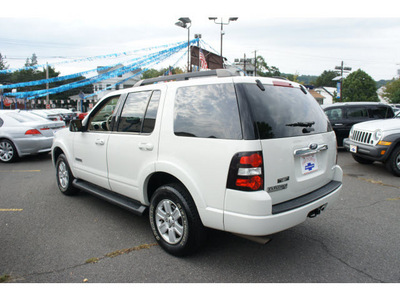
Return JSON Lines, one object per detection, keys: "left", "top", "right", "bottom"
{"left": 236, "top": 83, "right": 331, "bottom": 139}
{"left": 174, "top": 83, "right": 242, "bottom": 139}
{"left": 368, "top": 106, "right": 394, "bottom": 119}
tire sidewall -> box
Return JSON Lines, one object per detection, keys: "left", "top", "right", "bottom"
{"left": 56, "top": 154, "right": 77, "bottom": 194}
{"left": 0, "top": 139, "right": 18, "bottom": 163}
{"left": 387, "top": 147, "right": 400, "bottom": 176}
{"left": 149, "top": 185, "right": 195, "bottom": 256}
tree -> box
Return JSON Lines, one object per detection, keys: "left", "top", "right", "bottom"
{"left": 141, "top": 66, "right": 184, "bottom": 79}
{"left": 255, "top": 56, "right": 280, "bottom": 77}
{"left": 342, "top": 69, "right": 379, "bottom": 102}
{"left": 25, "top": 53, "right": 38, "bottom": 67}
{"left": 313, "top": 70, "right": 337, "bottom": 87}
{"left": 383, "top": 78, "right": 400, "bottom": 104}
{"left": 0, "top": 53, "right": 10, "bottom": 85}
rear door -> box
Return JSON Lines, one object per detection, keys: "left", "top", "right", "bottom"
{"left": 236, "top": 81, "right": 337, "bottom": 205}
{"left": 107, "top": 88, "right": 163, "bottom": 202}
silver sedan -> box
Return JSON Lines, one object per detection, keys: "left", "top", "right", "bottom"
{"left": 0, "top": 110, "right": 66, "bottom": 163}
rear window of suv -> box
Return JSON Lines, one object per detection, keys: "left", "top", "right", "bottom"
{"left": 174, "top": 83, "right": 242, "bottom": 139}
{"left": 235, "top": 83, "right": 331, "bottom": 140}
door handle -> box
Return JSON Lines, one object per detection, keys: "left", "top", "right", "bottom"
{"left": 139, "top": 142, "right": 154, "bottom": 151}
{"left": 95, "top": 139, "right": 105, "bottom": 145}
{"left": 334, "top": 123, "right": 344, "bottom": 126}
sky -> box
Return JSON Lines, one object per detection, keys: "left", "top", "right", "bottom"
{"left": 1, "top": 0, "right": 400, "bottom": 81}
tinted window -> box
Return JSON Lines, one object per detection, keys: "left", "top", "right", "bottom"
{"left": 0, "top": 118, "right": 3, "bottom": 127}
{"left": 174, "top": 84, "right": 242, "bottom": 139}
{"left": 118, "top": 91, "right": 153, "bottom": 133}
{"left": 347, "top": 107, "right": 368, "bottom": 119}
{"left": 89, "top": 95, "right": 120, "bottom": 131}
{"left": 142, "top": 91, "right": 160, "bottom": 134}
{"left": 236, "top": 83, "right": 331, "bottom": 139}
{"left": 368, "top": 106, "right": 394, "bottom": 119}
{"left": 325, "top": 108, "right": 343, "bottom": 122}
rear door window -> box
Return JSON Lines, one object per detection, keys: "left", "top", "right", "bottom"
{"left": 117, "top": 90, "right": 160, "bottom": 134}
{"left": 236, "top": 83, "right": 331, "bottom": 140}
{"left": 346, "top": 107, "right": 368, "bottom": 119}
{"left": 174, "top": 83, "right": 242, "bottom": 139}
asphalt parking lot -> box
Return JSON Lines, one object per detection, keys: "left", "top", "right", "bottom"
{"left": 0, "top": 150, "right": 399, "bottom": 283}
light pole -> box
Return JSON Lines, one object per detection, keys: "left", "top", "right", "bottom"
{"left": 175, "top": 17, "right": 192, "bottom": 72}
{"left": 208, "top": 17, "right": 238, "bottom": 65}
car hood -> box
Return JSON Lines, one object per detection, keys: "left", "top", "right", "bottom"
{"left": 353, "top": 119, "right": 400, "bottom": 131}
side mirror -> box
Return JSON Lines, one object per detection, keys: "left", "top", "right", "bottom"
{"left": 70, "top": 119, "right": 83, "bottom": 132}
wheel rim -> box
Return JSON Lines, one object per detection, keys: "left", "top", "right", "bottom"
{"left": 396, "top": 153, "right": 400, "bottom": 170}
{"left": 58, "top": 161, "right": 69, "bottom": 189}
{"left": 0, "top": 141, "right": 14, "bottom": 162}
{"left": 155, "top": 199, "right": 184, "bottom": 245}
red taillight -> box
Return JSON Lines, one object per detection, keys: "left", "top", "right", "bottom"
{"left": 40, "top": 127, "right": 50, "bottom": 131}
{"left": 25, "top": 129, "right": 41, "bottom": 135}
{"left": 240, "top": 153, "right": 263, "bottom": 167}
{"left": 227, "top": 151, "right": 264, "bottom": 191}
{"left": 273, "top": 80, "right": 293, "bottom": 88}
{"left": 236, "top": 176, "right": 263, "bottom": 191}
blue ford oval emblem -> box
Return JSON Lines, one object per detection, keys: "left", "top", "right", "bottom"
{"left": 309, "top": 143, "right": 318, "bottom": 150}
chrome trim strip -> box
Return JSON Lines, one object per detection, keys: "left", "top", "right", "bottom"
{"left": 294, "top": 144, "right": 328, "bottom": 157}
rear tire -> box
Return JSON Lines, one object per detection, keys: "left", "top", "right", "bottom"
{"left": 352, "top": 154, "right": 374, "bottom": 165}
{"left": 149, "top": 183, "right": 206, "bottom": 256}
{"left": 56, "top": 154, "right": 79, "bottom": 195}
{"left": 385, "top": 146, "right": 400, "bottom": 177}
{"left": 0, "top": 139, "right": 18, "bottom": 163}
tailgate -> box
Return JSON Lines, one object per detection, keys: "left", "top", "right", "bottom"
{"left": 261, "top": 132, "right": 337, "bottom": 205}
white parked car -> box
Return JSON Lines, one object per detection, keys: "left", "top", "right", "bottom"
{"left": 52, "top": 70, "right": 343, "bottom": 256}
{"left": 344, "top": 118, "right": 400, "bottom": 176}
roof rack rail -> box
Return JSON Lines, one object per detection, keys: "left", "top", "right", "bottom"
{"left": 134, "top": 69, "right": 240, "bottom": 87}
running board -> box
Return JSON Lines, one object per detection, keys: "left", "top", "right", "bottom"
{"left": 72, "top": 179, "right": 147, "bottom": 216}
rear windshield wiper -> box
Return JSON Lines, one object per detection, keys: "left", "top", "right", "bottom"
{"left": 285, "top": 121, "right": 315, "bottom": 127}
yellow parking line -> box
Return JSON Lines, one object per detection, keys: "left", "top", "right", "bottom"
{"left": 0, "top": 209, "right": 23, "bottom": 212}
{"left": 0, "top": 170, "right": 40, "bottom": 172}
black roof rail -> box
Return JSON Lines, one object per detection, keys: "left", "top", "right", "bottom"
{"left": 134, "top": 69, "right": 240, "bottom": 87}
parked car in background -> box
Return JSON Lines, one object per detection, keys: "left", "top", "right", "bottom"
{"left": 323, "top": 102, "right": 394, "bottom": 146}
{"left": 75, "top": 111, "right": 88, "bottom": 120}
{"left": 49, "top": 108, "right": 76, "bottom": 124}
{"left": 29, "top": 109, "right": 64, "bottom": 123}
{"left": 343, "top": 118, "right": 400, "bottom": 176}
{"left": 0, "top": 110, "right": 65, "bottom": 163}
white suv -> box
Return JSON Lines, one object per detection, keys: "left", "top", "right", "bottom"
{"left": 52, "top": 70, "right": 343, "bottom": 256}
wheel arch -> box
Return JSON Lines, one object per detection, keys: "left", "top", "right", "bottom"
{"left": 145, "top": 170, "right": 207, "bottom": 223}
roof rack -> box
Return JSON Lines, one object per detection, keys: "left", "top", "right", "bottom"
{"left": 134, "top": 69, "right": 240, "bottom": 87}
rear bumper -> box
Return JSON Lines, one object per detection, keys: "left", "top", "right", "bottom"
{"left": 223, "top": 166, "right": 343, "bottom": 236}
{"left": 15, "top": 137, "right": 53, "bottom": 156}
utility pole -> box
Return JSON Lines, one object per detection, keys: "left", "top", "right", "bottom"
{"left": 46, "top": 62, "right": 49, "bottom": 108}
{"left": 253, "top": 50, "right": 257, "bottom": 77}
{"left": 334, "top": 61, "right": 352, "bottom": 102}
{"left": 243, "top": 53, "right": 246, "bottom": 74}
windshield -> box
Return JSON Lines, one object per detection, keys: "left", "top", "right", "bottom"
{"left": 236, "top": 83, "right": 331, "bottom": 140}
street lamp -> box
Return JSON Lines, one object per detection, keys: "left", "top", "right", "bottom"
{"left": 208, "top": 17, "right": 238, "bottom": 64}
{"left": 175, "top": 17, "right": 192, "bottom": 72}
